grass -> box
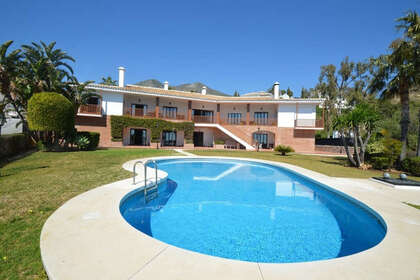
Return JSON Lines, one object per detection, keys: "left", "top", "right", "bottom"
{"left": 405, "top": 202, "right": 420, "bottom": 210}
{"left": 0, "top": 148, "right": 177, "bottom": 280}
{"left": 188, "top": 150, "right": 420, "bottom": 179}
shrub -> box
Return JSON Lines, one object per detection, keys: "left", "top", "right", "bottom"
{"left": 27, "top": 92, "right": 75, "bottom": 133}
{"left": 401, "top": 157, "right": 420, "bottom": 176}
{"left": 371, "top": 156, "right": 390, "bottom": 170}
{"left": 382, "top": 138, "right": 402, "bottom": 168}
{"left": 76, "top": 136, "right": 90, "bottom": 151}
{"left": 214, "top": 139, "right": 225, "bottom": 145}
{"left": 76, "top": 132, "right": 100, "bottom": 150}
{"left": 274, "top": 145, "right": 295, "bottom": 155}
{"left": 0, "top": 134, "right": 34, "bottom": 160}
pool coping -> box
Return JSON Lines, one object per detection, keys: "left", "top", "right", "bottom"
{"left": 40, "top": 155, "right": 420, "bottom": 280}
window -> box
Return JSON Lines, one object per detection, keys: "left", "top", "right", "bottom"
{"left": 87, "top": 97, "right": 100, "bottom": 105}
{"left": 162, "top": 131, "right": 177, "bottom": 146}
{"left": 163, "top": 106, "right": 177, "bottom": 118}
{"left": 254, "top": 112, "right": 268, "bottom": 125}
{"left": 131, "top": 104, "right": 147, "bottom": 116}
{"left": 253, "top": 133, "right": 268, "bottom": 148}
{"left": 227, "top": 113, "right": 242, "bottom": 124}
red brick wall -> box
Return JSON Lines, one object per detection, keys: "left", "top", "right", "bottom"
{"left": 75, "top": 115, "right": 122, "bottom": 147}
{"left": 220, "top": 125, "right": 316, "bottom": 152}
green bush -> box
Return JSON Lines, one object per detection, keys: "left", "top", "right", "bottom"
{"left": 76, "top": 136, "right": 90, "bottom": 151}
{"left": 371, "top": 156, "right": 390, "bottom": 170}
{"left": 110, "top": 116, "right": 194, "bottom": 142}
{"left": 382, "top": 138, "right": 402, "bottom": 168}
{"left": 27, "top": 92, "right": 75, "bottom": 133}
{"left": 401, "top": 157, "right": 420, "bottom": 176}
{"left": 214, "top": 139, "right": 225, "bottom": 145}
{"left": 274, "top": 145, "right": 295, "bottom": 155}
{"left": 76, "top": 132, "right": 100, "bottom": 150}
{"left": 0, "top": 134, "right": 34, "bottom": 160}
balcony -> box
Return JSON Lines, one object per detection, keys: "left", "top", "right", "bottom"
{"left": 295, "top": 119, "right": 324, "bottom": 129}
{"left": 159, "top": 113, "right": 186, "bottom": 120}
{"left": 192, "top": 115, "right": 214, "bottom": 123}
{"left": 78, "top": 104, "right": 102, "bottom": 116}
{"left": 249, "top": 118, "right": 277, "bottom": 126}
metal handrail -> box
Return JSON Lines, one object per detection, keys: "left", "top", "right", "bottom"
{"left": 133, "top": 159, "right": 158, "bottom": 197}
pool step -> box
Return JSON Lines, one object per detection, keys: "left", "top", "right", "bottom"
{"left": 145, "top": 185, "right": 158, "bottom": 203}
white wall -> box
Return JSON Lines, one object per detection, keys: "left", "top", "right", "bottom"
{"left": 194, "top": 127, "right": 214, "bottom": 147}
{"left": 102, "top": 93, "right": 124, "bottom": 116}
{"left": 277, "top": 104, "right": 296, "bottom": 128}
{"left": 297, "top": 104, "right": 316, "bottom": 120}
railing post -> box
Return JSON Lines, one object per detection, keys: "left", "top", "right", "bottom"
{"left": 246, "top": 104, "right": 250, "bottom": 125}
{"left": 155, "top": 97, "right": 160, "bottom": 118}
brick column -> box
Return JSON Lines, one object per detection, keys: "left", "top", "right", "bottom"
{"left": 155, "top": 97, "right": 160, "bottom": 118}
{"left": 246, "top": 104, "right": 250, "bottom": 125}
{"left": 216, "top": 104, "right": 220, "bottom": 124}
{"left": 188, "top": 100, "right": 192, "bottom": 121}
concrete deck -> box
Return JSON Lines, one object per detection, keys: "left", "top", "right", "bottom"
{"left": 40, "top": 156, "right": 420, "bottom": 280}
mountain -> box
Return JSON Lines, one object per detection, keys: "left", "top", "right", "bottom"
{"left": 174, "top": 82, "right": 228, "bottom": 96}
{"left": 134, "top": 80, "right": 229, "bottom": 96}
{"left": 134, "top": 79, "right": 163, "bottom": 88}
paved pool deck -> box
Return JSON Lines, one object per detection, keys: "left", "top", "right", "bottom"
{"left": 40, "top": 156, "right": 420, "bottom": 280}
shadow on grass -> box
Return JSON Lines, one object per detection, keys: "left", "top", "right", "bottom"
{"left": 0, "top": 164, "right": 49, "bottom": 177}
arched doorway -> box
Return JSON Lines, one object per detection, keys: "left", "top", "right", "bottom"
{"left": 252, "top": 130, "right": 275, "bottom": 149}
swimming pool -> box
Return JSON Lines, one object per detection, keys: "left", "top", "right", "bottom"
{"left": 120, "top": 158, "right": 386, "bottom": 263}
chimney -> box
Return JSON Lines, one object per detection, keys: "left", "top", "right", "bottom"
{"left": 201, "top": 86, "right": 207, "bottom": 95}
{"left": 163, "top": 81, "right": 169, "bottom": 90}
{"left": 273, "top": 82, "right": 280, "bottom": 99}
{"left": 118, "top": 66, "right": 125, "bottom": 87}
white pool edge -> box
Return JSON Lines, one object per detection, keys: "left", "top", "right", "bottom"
{"left": 40, "top": 156, "right": 420, "bottom": 280}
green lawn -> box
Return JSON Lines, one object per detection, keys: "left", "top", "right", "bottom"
{"left": 188, "top": 150, "right": 419, "bottom": 179}
{"left": 0, "top": 148, "right": 177, "bottom": 280}
{"left": 1, "top": 148, "right": 419, "bottom": 279}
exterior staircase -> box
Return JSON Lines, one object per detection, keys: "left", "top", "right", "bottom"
{"left": 194, "top": 123, "right": 255, "bottom": 150}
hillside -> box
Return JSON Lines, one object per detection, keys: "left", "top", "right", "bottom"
{"left": 134, "top": 79, "right": 229, "bottom": 96}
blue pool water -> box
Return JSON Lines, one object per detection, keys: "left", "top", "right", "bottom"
{"left": 120, "top": 158, "right": 386, "bottom": 263}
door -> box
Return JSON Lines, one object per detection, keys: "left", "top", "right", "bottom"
{"left": 253, "top": 133, "right": 268, "bottom": 148}
{"left": 193, "top": 131, "right": 204, "bottom": 147}
{"left": 131, "top": 104, "right": 147, "bottom": 116}
{"left": 130, "top": 129, "right": 148, "bottom": 146}
{"left": 162, "top": 131, "right": 177, "bottom": 146}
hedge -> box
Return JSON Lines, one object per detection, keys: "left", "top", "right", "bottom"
{"left": 0, "top": 134, "right": 34, "bottom": 160}
{"left": 401, "top": 157, "right": 420, "bottom": 176}
{"left": 371, "top": 156, "right": 390, "bottom": 170}
{"left": 27, "top": 92, "right": 74, "bottom": 133}
{"left": 110, "top": 116, "right": 194, "bottom": 141}
{"left": 76, "top": 131, "right": 100, "bottom": 150}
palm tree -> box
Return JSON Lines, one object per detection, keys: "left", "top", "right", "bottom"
{"left": 64, "top": 77, "right": 100, "bottom": 116}
{"left": 369, "top": 10, "right": 420, "bottom": 160}
{"left": 20, "top": 41, "right": 75, "bottom": 94}
{"left": 0, "top": 41, "right": 27, "bottom": 131}
{"left": 100, "top": 76, "right": 117, "bottom": 86}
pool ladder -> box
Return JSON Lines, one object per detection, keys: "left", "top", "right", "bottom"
{"left": 133, "top": 160, "right": 159, "bottom": 203}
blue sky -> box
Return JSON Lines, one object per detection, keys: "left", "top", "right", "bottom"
{"left": 2, "top": 0, "right": 419, "bottom": 96}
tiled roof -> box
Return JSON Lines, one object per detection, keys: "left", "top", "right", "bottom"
{"left": 88, "top": 83, "right": 323, "bottom": 104}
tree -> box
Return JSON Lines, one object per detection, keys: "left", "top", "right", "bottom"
{"left": 301, "top": 87, "right": 319, "bottom": 98}
{"left": 100, "top": 76, "right": 117, "bottom": 86}
{"left": 0, "top": 41, "right": 24, "bottom": 129}
{"left": 27, "top": 92, "right": 75, "bottom": 148}
{"left": 0, "top": 41, "right": 76, "bottom": 136}
{"left": 0, "top": 102, "right": 6, "bottom": 134}
{"left": 286, "top": 87, "right": 293, "bottom": 97}
{"left": 369, "top": 11, "right": 420, "bottom": 160}
{"left": 333, "top": 103, "right": 380, "bottom": 167}
{"left": 233, "top": 90, "right": 240, "bottom": 97}
{"left": 316, "top": 57, "right": 371, "bottom": 137}
{"left": 63, "top": 77, "right": 100, "bottom": 117}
